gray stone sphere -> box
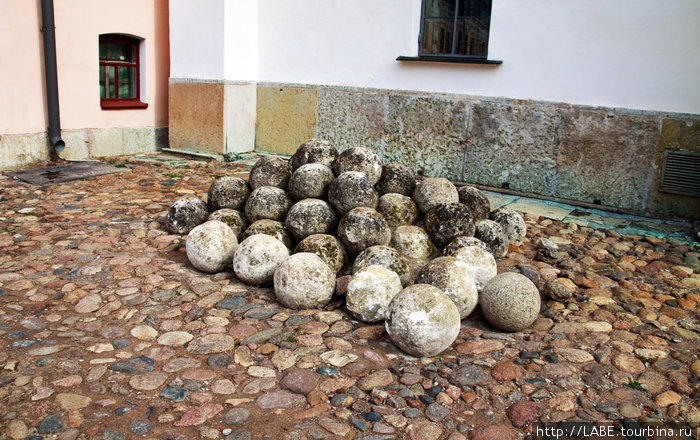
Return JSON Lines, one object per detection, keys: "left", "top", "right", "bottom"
{"left": 294, "top": 234, "right": 347, "bottom": 274}
{"left": 244, "top": 186, "right": 292, "bottom": 223}
{"left": 289, "top": 138, "right": 338, "bottom": 171}
{"left": 375, "top": 163, "right": 416, "bottom": 196}
{"left": 208, "top": 209, "right": 247, "bottom": 240}
{"left": 480, "top": 272, "right": 541, "bottom": 332}
{"left": 186, "top": 220, "right": 238, "bottom": 273}
{"left": 285, "top": 199, "right": 338, "bottom": 242}
{"left": 377, "top": 193, "right": 419, "bottom": 228}
{"left": 457, "top": 186, "right": 491, "bottom": 221}
{"left": 328, "top": 171, "right": 379, "bottom": 216}
{"left": 274, "top": 253, "right": 335, "bottom": 310}
{"left": 490, "top": 208, "right": 527, "bottom": 246}
{"left": 249, "top": 156, "right": 291, "bottom": 190}
{"left": 416, "top": 257, "right": 478, "bottom": 319}
{"left": 413, "top": 177, "right": 459, "bottom": 214}
{"left": 424, "top": 203, "right": 475, "bottom": 248}
{"left": 391, "top": 226, "right": 435, "bottom": 264}
{"left": 166, "top": 197, "right": 209, "bottom": 234}
{"left": 474, "top": 219, "right": 509, "bottom": 258}
{"left": 207, "top": 177, "right": 250, "bottom": 211}
{"left": 288, "top": 163, "right": 335, "bottom": 202}
{"left": 333, "top": 147, "right": 383, "bottom": 185}
{"left": 442, "top": 236, "right": 491, "bottom": 256}
{"left": 346, "top": 266, "right": 402, "bottom": 322}
{"left": 233, "top": 234, "right": 290, "bottom": 286}
{"left": 242, "top": 219, "right": 292, "bottom": 249}
{"left": 450, "top": 245, "right": 498, "bottom": 292}
{"left": 337, "top": 207, "right": 391, "bottom": 255}
{"left": 385, "top": 284, "right": 461, "bottom": 357}
{"left": 353, "top": 245, "right": 412, "bottom": 287}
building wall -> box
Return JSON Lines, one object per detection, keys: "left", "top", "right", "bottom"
{"left": 0, "top": 0, "right": 169, "bottom": 170}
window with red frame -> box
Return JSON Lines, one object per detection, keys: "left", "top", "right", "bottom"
{"left": 99, "top": 34, "right": 147, "bottom": 109}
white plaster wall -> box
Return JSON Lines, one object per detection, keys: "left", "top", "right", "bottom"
{"left": 224, "top": 0, "right": 258, "bottom": 81}
{"left": 256, "top": 0, "right": 700, "bottom": 114}
{"left": 170, "top": 0, "right": 225, "bottom": 80}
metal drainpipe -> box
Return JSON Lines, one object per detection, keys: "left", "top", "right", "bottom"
{"left": 40, "top": 0, "right": 65, "bottom": 156}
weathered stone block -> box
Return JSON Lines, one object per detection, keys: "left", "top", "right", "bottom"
{"left": 0, "top": 132, "right": 50, "bottom": 171}
{"left": 124, "top": 127, "right": 157, "bottom": 155}
{"left": 91, "top": 128, "right": 125, "bottom": 157}
{"left": 169, "top": 81, "right": 224, "bottom": 153}
{"left": 256, "top": 85, "right": 317, "bottom": 155}
{"left": 57, "top": 129, "right": 89, "bottom": 160}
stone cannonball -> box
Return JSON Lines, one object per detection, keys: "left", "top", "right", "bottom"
{"left": 474, "top": 219, "right": 509, "bottom": 258}
{"left": 274, "top": 253, "right": 335, "bottom": 310}
{"left": 249, "top": 156, "right": 292, "bottom": 190}
{"left": 353, "top": 245, "right": 412, "bottom": 287}
{"left": 285, "top": 199, "right": 338, "bottom": 242}
{"left": 289, "top": 138, "right": 338, "bottom": 171}
{"left": 337, "top": 207, "right": 391, "bottom": 255}
{"left": 242, "top": 219, "right": 292, "bottom": 249}
{"left": 333, "top": 147, "right": 383, "bottom": 185}
{"left": 385, "top": 284, "right": 461, "bottom": 357}
{"left": 457, "top": 186, "right": 491, "bottom": 221}
{"left": 294, "top": 234, "right": 347, "bottom": 275}
{"left": 244, "top": 186, "right": 292, "bottom": 223}
{"left": 208, "top": 209, "right": 247, "bottom": 240}
{"left": 186, "top": 220, "right": 238, "bottom": 274}
{"left": 424, "top": 203, "right": 475, "bottom": 248}
{"left": 233, "top": 234, "right": 290, "bottom": 286}
{"left": 207, "top": 177, "right": 250, "bottom": 211}
{"left": 166, "top": 197, "right": 209, "bottom": 234}
{"left": 416, "top": 257, "right": 478, "bottom": 319}
{"left": 413, "top": 177, "right": 459, "bottom": 214}
{"left": 346, "top": 265, "right": 402, "bottom": 322}
{"left": 377, "top": 193, "right": 419, "bottom": 228}
{"left": 375, "top": 163, "right": 416, "bottom": 196}
{"left": 288, "top": 163, "right": 335, "bottom": 202}
{"left": 450, "top": 245, "right": 498, "bottom": 292}
{"left": 391, "top": 225, "right": 435, "bottom": 264}
{"left": 328, "top": 171, "right": 379, "bottom": 216}
{"left": 442, "top": 236, "right": 491, "bottom": 256}
{"left": 480, "top": 272, "right": 541, "bottom": 332}
{"left": 490, "top": 208, "right": 527, "bottom": 246}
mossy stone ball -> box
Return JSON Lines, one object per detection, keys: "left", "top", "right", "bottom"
{"left": 208, "top": 209, "right": 247, "bottom": 240}
{"left": 416, "top": 256, "right": 478, "bottom": 319}
{"left": 249, "top": 156, "right": 291, "bottom": 190}
{"left": 457, "top": 186, "right": 491, "bottom": 221}
{"left": 353, "top": 245, "right": 413, "bottom": 287}
{"left": 207, "top": 177, "right": 249, "bottom": 211}
{"left": 346, "top": 265, "right": 402, "bottom": 322}
{"left": 391, "top": 225, "right": 435, "bottom": 264}
{"left": 333, "top": 147, "right": 383, "bottom": 185}
{"left": 242, "top": 219, "right": 292, "bottom": 249}
{"left": 474, "top": 219, "right": 509, "bottom": 258}
{"left": 385, "top": 284, "right": 461, "bottom": 357}
{"left": 294, "top": 234, "right": 347, "bottom": 274}
{"left": 442, "top": 236, "right": 491, "bottom": 256}
{"left": 490, "top": 208, "right": 527, "bottom": 246}
{"left": 377, "top": 193, "right": 419, "bottom": 228}
{"left": 288, "top": 163, "right": 335, "bottom": 202}
{"left": 166, "top": 197, "right": 209, "bottom": 234}
{"left": 424, "top": 203, "right": 475, "bottom": 248}
{"left": 480, "top": 272, "right": 541, "bottom": 332}
{"left": 413, "top": 177, "right": 459, "bottom": 214}
{"left": 289, "top": 138, "right": 338, "bottom": 171}
{"left": 375, "top": 163, "right": 416, "bottom": 196}
{"left": 244, "top": 186, "right": 292, "bottom": 223}
{"left": 186, "top": 220, "right": 238, "bottom": 274}
{"left": 450, "top": 245, "right": 498, "bottom": 291}
{"left": 274, "top": 253, "right": 335, "bottom": 310}
{"left": 328, "top": 171, "right": 379, "bottom": 216}
{"left": 337, "top": 207, "right": 391, "bottom": 255}
{"left": 232, "top": 234, "right": 290, "bottom": 286}
{"left": 285, "top": 199, "right": 338, "bottom": 242}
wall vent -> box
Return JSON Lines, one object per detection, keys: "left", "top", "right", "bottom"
{"left": 660, "top": 150, "right": 700, "bottom": 197}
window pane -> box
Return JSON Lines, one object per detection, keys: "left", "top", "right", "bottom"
{"left": 421, "top": 18, "right": 454, "bottom": 55}
{"left": 421, "top": 0, "right": 491, "bottom": 57}
{"left": 424, "top": 0, "right": 455, "bottom": 18}
{"left": 117, "top": 66, "right": 137, "bottom": 98}
{"left": 100, "top": 65, "right": 116, "bottom": 99}
{"left": 454, "top": 16, "right": 490, "bottom": 56}
{"left": 100, "top": 42, "right": 135, "bottom": 62}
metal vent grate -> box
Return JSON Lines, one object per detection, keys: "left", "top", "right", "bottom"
{"left": 660, "top": 150, "right": 700, "bottom": 197}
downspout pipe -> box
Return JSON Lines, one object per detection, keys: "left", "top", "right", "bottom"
{"left": 40, "top": 0, "right": 65, "bottom": 155}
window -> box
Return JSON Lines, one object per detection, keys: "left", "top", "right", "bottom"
{"left": 99, "top": 34, "right": 147, "bottom": 109}
{"left": 419, "top": 0, "right": 492, "bottom": 59}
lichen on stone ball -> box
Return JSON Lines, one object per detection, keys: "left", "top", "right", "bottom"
{"left": 442, "top": 236, "right": 491, "bottom": 256}
{"left": 346, "top": 265, "right": 402, "bottom": 322}
{"left": 457, "top": 185, "right": 491, "bottom": 221}
{"left": 450, "top": 245, "right": 498, "bottom": 292}
{"left": 328, "top": 171, "right": 379, "bottom": 216}
{"left": 289, "top": 138, "right": 338, "bottom": 171}
{"left": 273, "top": 253, "right": 335, "bottom": 310}
{"left": 244, "top": 186, "right": 292, "bottom": 223}
{"left": 474, "top": 219, "right": 509, "bottom": 258}
{"left": 208, "top": 209, "right": 247, "bottom": 240}
{"left": 241, "top": 219, "right": 292, "bottom": 249}
{"left": 294, "top": 234, "right": 347, "bottom": 275}
{"left": 375, "top": 163, "right": 416, "bottom": 196}
{"left": 424, "top": 202, "right": 475, "bottom": 248}
{"left": 416, "top": 256, "right": 478, "bottom": 319}
{"left": 385, "top": 284, "right": 461, "bottom": 357}
{"left": 232, "top": 234, "right": 290, "bottom": 286}
{"left": 207, "top": 176, "right": 250, "bottom": 211}
{"left": 413, "top": 177, "right": 459, "bottom": 214}
{"left": 353, "top": 245, "right": 413, "bottom": 287}
{"left": 391, "top": 225, "right": 435, "bottom": 264}
{"left": 285, "top": 199, "right": 338, "bottom": 242}
{"left": 336, "top": 207, "right": 391, "bottom": 255}
{"left": 186, "top": 220, "right": 238, "bottom": 274}
{"left": 249, "top": 156, "right": 291, "bottom": 190}
{"left": 490, "top": 207, "right": 527, "bottom": 246}
{"left": 377, "top": 193, "right": 419, "bottom": 228}
{"left": 288, "top": 163, "right": 335, "bottom": 202}
{"left": 333, "top": 147, "right": 383, "bottom": 185}
{"left": 166, "top": 196, "right": 209, "bottom": 234}
{"left": 479, "top": 272, "right": 541, "bottom": 332}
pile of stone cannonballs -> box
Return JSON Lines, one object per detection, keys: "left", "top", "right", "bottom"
{"left": 165, "top": 138, "right": 541, "bottom": 357}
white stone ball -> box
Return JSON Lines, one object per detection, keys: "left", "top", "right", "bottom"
{"left": 490, "top": 208, "right": 527, "bottom": 246}
{"left": 412, "top": 177, "right": 459, "bottom": 214}
{"left": 334, "top": 147, "right": 383, "bottom": 185}
{"left": 233, "top": 234, "right": 290, "bottom": 286}
{"left": 416, "top": 257, "right": 478, "bottom": 319}
{"left": 450, "top": 245, "right": 498, "bottom": 292}
{"left": 385, "top": 284, "right": 461, "bottom": 357}
{"left": 480, "top": 272, "right": 541, "bottom": 332}
{"left": 346, "top": 265, "right": 402, "bottom": 322}
{"left": 274, "top": 253, "right": 336, "bottom": 310}
{"left": 186, "top": 220, "right": 238, "bottom": 273}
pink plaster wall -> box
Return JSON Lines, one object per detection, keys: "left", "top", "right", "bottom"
{"left": 0, "top": 0, "right": 169, "bottom": 135}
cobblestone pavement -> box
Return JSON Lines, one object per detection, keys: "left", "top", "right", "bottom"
{"left": 0, "top": 157, "right": 698, "bottom": 440}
